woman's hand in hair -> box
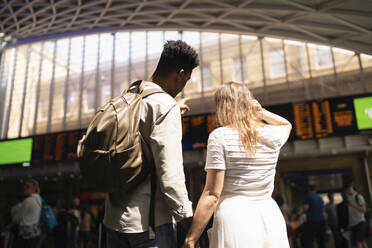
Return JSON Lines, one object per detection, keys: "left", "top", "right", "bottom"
{"left": 251, "top": 99, "right": 264, "bottom": 118}
{"left": 177, "top": 97, "right": 190, "bottom": 115}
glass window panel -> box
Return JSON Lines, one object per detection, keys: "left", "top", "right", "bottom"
{"left": 220, "top": 34, "right": 239, "bottom": 84}
{"left": 0, "top": 48, "right": 15, "bottom": 138}
{"left": 8, "top": 46, "right": 28, "bottom": 138}
{"left": 147, "top": 31, "right": 163, "bottom": 80}
{"left": 183, "top": 32, "right": 201, "bottom": 97}
{"left": 269, "top": 49, "right": 285, "bottom": 78}
{"left": 96, "top": 33, "right": 113, "bottom": 116}
{"left": 202, "top": 63, "right": 212, "bottom": 89}
{"left": 333, "top": 48, "right": 363, "bottom": 95}
{"left": 307, "top": 44, "right": 334, "bottom": 78}
{"left": 35, "top": 41, "right": 55, "bottom": 134}
{"left": 232, "top": 57, "right": 248, "bottom": 82}
{"left": 241, "top": 37, "right": 262, "bottom": 88}
{"left": 21, "top": 43, "right": 42, "bottom": 137}
{"left": 66, "top": 36, "right": 83, "bottom": 130}
{"left": 82, "top": 35, "right": 98, "bottom": 120}
{"left": 131, "top": 32, "right": 146, "bottom": 81}
{"left": 262, "top": 38, "right": 286, "bottom": 86}
{"left": 307, "top": 44, "right": 337, "bottom": 97}
{"left": 361, "top": 54, "right": 372, "bottom": 92}
{"left": 50, "top": 39, "right": 68, "bottom": 133}
{"left": 284, "top": 40, "right": 309, "bottom": 81}
{"left": 201, "top": 32, "right": 221, "bottom": 90}
{"left": 114, "top": 32, "right": 130, "bottom": 95}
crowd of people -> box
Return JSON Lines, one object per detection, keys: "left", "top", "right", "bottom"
{"left": 276, "top": 183, "right": 370, "bottom": 248}
{"left": 2, "top": 183, "right": 99, "bottom": 248}
{"left": 1, "top": 40, "right": 371, "bottom": 248}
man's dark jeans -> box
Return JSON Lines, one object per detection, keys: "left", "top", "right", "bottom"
{"left": 303, "top": 221, "right": 326, "bottom": 248}
{"left": 106, "top": 223, "right": 177, "bottom": 248}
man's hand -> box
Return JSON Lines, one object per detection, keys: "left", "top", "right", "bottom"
{"left": 177, "top": 97, "right": 190, "bottom": 115}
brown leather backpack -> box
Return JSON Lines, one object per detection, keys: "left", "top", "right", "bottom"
{"left": 77, "top": 80, "right": 162, "bottom": 193}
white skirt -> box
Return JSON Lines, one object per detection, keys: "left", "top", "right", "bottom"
{"left": 207, "top": 196, "right": 290, "bottom": 248}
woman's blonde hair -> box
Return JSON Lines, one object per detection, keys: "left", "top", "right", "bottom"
{"left": 25, "top": 179, "right": 40, "bottom": 194}
{"left": 215, "top": 82, "right": 260, "bottom": 153}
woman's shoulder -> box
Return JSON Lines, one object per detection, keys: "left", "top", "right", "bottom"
{"left": 209, "top": 126, "right": 235, "bottom": 139}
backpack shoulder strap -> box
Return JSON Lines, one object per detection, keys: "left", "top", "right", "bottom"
{"left": 355, "top": 193, "right": 363, "bottom": 206}
{"left": 140, "top": 88, "right": 163, "bottom": 98}
{"left": 126, "top": 80, "right": 164, "bottom": 98}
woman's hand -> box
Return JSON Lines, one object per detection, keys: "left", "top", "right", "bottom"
{"left": 251, "top": 99, "right": 264, "bottom": 119}
{"left": 251, "top": 99, "right": 262, "bottom": 111}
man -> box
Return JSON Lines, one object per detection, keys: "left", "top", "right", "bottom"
{"left": 344, "top": 181, "right": 368, "bottom": 248}
{"left": 325, "top": 192, "right": 342, "bottom": 247}
{"left": 303, "top": 184, "right": 326, "bottom": 248}
{"left": 103, "top": 40, "right": 199, "bottom": 247}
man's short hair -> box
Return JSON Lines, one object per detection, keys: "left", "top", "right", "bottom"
{"left": 308, "top": 184, "right": 316, "bottom": 191}
{"left": 153, "top": 40, "right": 199, "bottom": 78}
{"left": 343, "top": 181, "right": 354, "bottom": 190}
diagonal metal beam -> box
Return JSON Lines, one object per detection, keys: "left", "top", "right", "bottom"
{"left": 65, "top": 0, "right": 82, "bottom": 31}
{"left": 327, "top": 14, "right": 372, "bottom": 34}
{"left": 120, "top": 1, "right": 148, "bottom": 27}
{"left": 89, "top": 0, "right": 112, "bottom": 29}
{"left": 156, "top": 0, "right": 192, "bottom": 26}
{"left": 318, "top": 0, "right": 348, "bottom": 11}
{"left": 47, "top": 0, "right": 57, "bottom": 32}
{"left": 201, "top": 0, "right": 256, "bottom": 28}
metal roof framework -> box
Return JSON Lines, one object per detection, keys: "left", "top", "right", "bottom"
{"left": 1, "top": 0, "right": 372, "bottom": 54}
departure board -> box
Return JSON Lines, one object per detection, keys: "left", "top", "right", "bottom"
{"left": 31, "top": 130, "right": 85, "bottom": 164}
{"left": 182, "top": 114, "right": 208, "bottom": 150}
{"left": 293, "top": 103, "right": 314, "bottom": 139}
{"left": 311, "top": 100, "right": 333, "bottom": 138}
{"left": 329, "top": 96, "right": 356, "bottom": 136}
{"left": 1, "top": 93, "right": 370, "bottom": 166}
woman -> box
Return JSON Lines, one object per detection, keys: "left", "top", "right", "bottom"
{"left": 184, "top": 82, "right": 292, "bottom": 248}
{"left": 14, "top": 179, "right": 42, "bottom": 248}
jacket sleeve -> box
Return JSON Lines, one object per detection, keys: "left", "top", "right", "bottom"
{"left": 149, "top": 103, "right": 193, "bottom": 221}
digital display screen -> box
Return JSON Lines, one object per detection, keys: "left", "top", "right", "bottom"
{"left": 0, "top": 138, "right": 33, "bottom": 165}
{"left": 182, "top": 114, "right": 209, "bottom": 150}
{"left": 31, "top": 130, "right": 85, "bottom": 164}
{"left": 354, "top": 96, "right": 372, "bottom": 130}
{"left": 329, "top": 96, "right": 356, "bottom": 136}
{"left": 284, "top": 96, "right": 363, "bottom": 140}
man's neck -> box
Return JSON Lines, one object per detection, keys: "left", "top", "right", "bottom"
{"left": 148, "top": 75, "right": 169, "bottom": 93}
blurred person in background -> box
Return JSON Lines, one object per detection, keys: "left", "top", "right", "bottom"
{"left": 70, "top": 196, "right": 81, "bottom": 248}
{"left": 54, "top": 199, "right": 79, "bottom": 248}
{"left": 325, "top": 192, "right": 342, "bottom": 247}
{"left": 344, "top": 182, "right": 368, "bottom": 248}
{"left": 11, "top": 179, "right": 42, "bottom": 248}
{"left": 302, "top": 184, "right": 326, "bottom": 248}
{"left": 79, "top": 206, "right": 95, "bottom": 248}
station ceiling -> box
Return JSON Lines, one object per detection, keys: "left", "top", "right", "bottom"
{"left": 1, "top": 0, "right": 372, "bottom": 54}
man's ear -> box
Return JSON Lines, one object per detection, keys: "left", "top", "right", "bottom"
{"left": 178, "top": 69, "right": 185, "bottom": 79}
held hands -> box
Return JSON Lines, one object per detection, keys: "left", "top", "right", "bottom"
{"left": 177, "top": 97, "right": 190, "bottom": 115}
{"left": 183, "top": 238, "right": 200, "bottom": 248}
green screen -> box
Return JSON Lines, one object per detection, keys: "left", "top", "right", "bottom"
{"left": 354, "top": 96, "right": 372, "bottom": 130}
{"left": 0, "top": 138, "right": 33, "bottom": 165}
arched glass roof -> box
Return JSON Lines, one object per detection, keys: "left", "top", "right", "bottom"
{"left": 1, "top": 0, "right": 372, "bottom": 55}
